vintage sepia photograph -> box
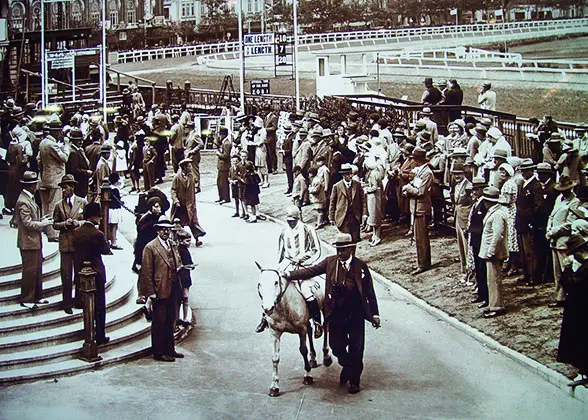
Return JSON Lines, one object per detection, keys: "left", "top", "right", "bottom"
{"left": 0, "top": 1, "right": 587, "bottom": 418}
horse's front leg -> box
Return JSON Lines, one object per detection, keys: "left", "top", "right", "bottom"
{"left": 269, "top": 330, "right": 282, "bottom": 397}
{"left": 300, "top": 330, "right": 314, "bottom": 385}
{"left": 322, "top": 322, "right": 333, "bottom": 367}
{"left": 307, "top": 321, "right": 318, "bottom": 368}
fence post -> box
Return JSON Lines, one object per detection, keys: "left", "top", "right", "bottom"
{"left": 78, "top": 262, "right": 102, "bottom": 362}
{"left": 166, "top": 80, "right": 173, "bottom": 106}
{"left": 100, "top": 180, "right": 112, "bottom": 239}
{"left": 184, "top": 81, "right": 191, "bottom": 103}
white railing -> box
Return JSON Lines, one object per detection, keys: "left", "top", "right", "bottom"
{"left": 114, "top": 18, "right": 588, "bottom": 64}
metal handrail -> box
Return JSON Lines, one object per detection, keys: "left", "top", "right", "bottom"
{"left": 105, "top": 65, "right": 157, "bottom": 104}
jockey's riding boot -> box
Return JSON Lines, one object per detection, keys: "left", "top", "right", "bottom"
{"left": 307, "top": 300, "right": 323, "bottom": 339}
{"left": 255, "top": 315, "right": 269, "bottom": 333}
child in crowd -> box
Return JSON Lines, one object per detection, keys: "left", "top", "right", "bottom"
{"left": 238, "top": 150, "right": 249, "bottom": 219}
{"left": 243, "top": 161, "right": 261, "bottom": 223}
{"left": 308, "top": 166, "right": 326, "bottom": 229}
{"left": 292, "top": 165, "right": 307, "bottom": 216}
{"left": 229, "top": 155, "right": 242, "bottom": 218}
{"left": 108, "top": 172, "right": 123, "bottom": 250}
{"left": 113, "top": 140, "right": 128, "bottom": 188}
{"left": 176, "top": 228, "right": 196, "bottom": 327}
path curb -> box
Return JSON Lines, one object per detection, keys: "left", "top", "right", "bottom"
{"left": 260, "top": 210, "right": 588, "bottom": 404}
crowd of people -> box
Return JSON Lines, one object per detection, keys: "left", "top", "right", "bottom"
{"left": 1, "top": 74, "right": 586, "bottom": 380}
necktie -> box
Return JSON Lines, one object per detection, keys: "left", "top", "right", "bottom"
{"left": 294, "top": 232, "right": 300, "bottom": 253}
{"left": 67, "top": 198, "right": 72, "bottom": 209}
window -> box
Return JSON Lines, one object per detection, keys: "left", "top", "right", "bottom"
{"left": 110, "top": 11, "right": 118, "bottom": 26}
{"left": 10, "top": 2, "right": 25, "bottom": 31}
{"left": 72, "top": 0, "right": 83, "bottom": 22}
{"left": 127, "top": 10, "right": 136, "bottom": 23}
{"left": 90, "top": 0, "right": 100, "bottom": 22}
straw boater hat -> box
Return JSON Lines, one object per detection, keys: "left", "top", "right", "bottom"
{"left": 339, "top": 163, "right": 353, "bottom": 174}
{"left": 481, "top": 186, "right": 500, "bottom": 202}
{"left": 179, "top": 158, "right": 192, "bottom": 166}
{"left": 322, "top": 128, "right": 334, "bottom": 138}
{"left": 421, "top": 107, "right": 433, "bottom": 116}
{"left": 492, "top": 149, "right": 508, "bottom": 160}
{"left": 332, "top": 233, "right": 357, "bottom": 248}
{"left": 58, "top": 174, "right": 77, "bottom": 187}
{"left": 547, "top": 132, "right": 563, "bottom": 143}
{"left": 21, "top": 171, "right": 40, "bottom": 184}
{"left": 154, "top": 218, "right": 174, "bottom": 229}
{"left": 471, "top": 177, "right": 487, "bottom": 189}
{"left": 554, "top": 175, "right": 578, "bottom": 191}
{"left": 519, "top": 159, "right": 536, "bottom": 172}
{"left": 307, "top": 112, "right": 320, "bottom": 123}
{"left": 536, "top": 162, "right": 554, "bottom": 173}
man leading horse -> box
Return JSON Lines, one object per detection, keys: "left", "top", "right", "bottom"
{"left": 255, "top": 205, "right": 324, "bottom": 338}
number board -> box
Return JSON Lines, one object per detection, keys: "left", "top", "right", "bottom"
{"left": 250, "top": 80, "right": 270, "bottom": 95}
{"left": 274, "top": 32, "right": 292, "bottom": 67}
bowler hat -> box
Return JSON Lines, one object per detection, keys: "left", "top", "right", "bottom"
{"left": 69, "top": 127, "right": 83, "bottom": 140}
{"left": 332, "top": 232, "right": 358, "bottom": 248}
{"left": 154, "top": 218, "right": 174, "bottom": 229}
{"left": 482, "top": 186, "right": 500, "bottom": 202}
{"left": 21, "top": 171, "right": 40, "bottom": 184}
{"left": 554, "top": 175, "right": 578, "bottom": 191}
{"left": 83, "top": 203, "right": 102, "bottom": 219}
{"left": 58, "top": 174, "right": 78, "bottom": 187}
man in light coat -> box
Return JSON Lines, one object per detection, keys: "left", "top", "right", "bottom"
{"left": 478, "top": 187, "right": 509, "bottom": 318}
{"left": 403, "top": 147, "right": 434, "bottom": 274}
{"left": 139, "top": 218, "right": 184, "bottom": 362}
{"left": 38, "top": 121, "right": 70, "bottom": 241}
{"left": 16, "top": 171, "right": 54, "bottom": 309}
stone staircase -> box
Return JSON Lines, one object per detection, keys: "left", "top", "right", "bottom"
{"left": 0, "top": 222, "right": 192, "bottom": 385}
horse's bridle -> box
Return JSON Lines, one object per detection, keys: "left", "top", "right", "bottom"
{"left": 258, "top": 268, "right": 291, "bottom": 314}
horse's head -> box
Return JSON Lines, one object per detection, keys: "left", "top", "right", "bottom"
{"left": 255, "top": 262, "right": 284, "bottom": 316}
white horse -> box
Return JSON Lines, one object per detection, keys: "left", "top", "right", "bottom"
{"left": 255, "top": 262, "right": 332, "bottom": 397}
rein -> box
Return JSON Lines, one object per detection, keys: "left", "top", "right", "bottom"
{"left": 259, "top": 268, "right": 291, "bottom": 311}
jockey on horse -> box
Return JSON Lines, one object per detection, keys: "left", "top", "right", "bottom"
{"left": 255, "top": 205, "right": 324, "bottom": 338}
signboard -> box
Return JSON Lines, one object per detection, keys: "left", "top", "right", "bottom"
{"left": 244, "top": 33, "right": 274, "bottom": 45}
{"left": 275, "top": 32, "right": 291, "bottom": 67}
{"left": 250, "top": 80, "right": 270, "bottom": 95}
{"left": 47, "top": 51, "right": 74, "bottom": 69}
{"left": 244, "top": 33, "right": 274, "bottom": 56}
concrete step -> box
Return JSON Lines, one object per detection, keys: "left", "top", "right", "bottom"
{"left": 0, "top": 272, "right": 130, "bottom": 350}
{"left": 0, "top": 281, "right": 142, "bottom": 336}
{"left": 0, "top": 295, "right": 151, "bottom": 369}
{"left": 0, "top": 312, "right": 193, "bottom": 385}
{"left": 0, "top": 271, "right": 117, "bottom": 321}
{"left": 0, "top": 262, "right": 61, "bottom": 302}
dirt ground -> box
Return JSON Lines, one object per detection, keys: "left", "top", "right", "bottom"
{"left": 196, "top": 153, "right": 577, "bottom": 380}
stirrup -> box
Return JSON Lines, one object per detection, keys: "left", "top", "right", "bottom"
{"left": 255, "top": 317, "right": 268, "bottom": 333}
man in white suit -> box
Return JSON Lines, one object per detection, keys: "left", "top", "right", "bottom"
{"left": 478, "top": 186, "right": 509, "bottom": 318}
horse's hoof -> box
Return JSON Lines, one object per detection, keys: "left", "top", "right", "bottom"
{"left": 309, "top": 359, "right": 318, "bottom": 369}
{"left": 269, "top": 387, "right": 280, "bottom": 397}
{"left": 303, "top": 376, "right": 314, "bottom": 385}
{"left": 323, "top": 356, "right": 333, "bottom": 367}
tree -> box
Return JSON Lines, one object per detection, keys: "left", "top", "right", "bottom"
{"left": 298, "top": 0, "right": 348, "bottom": 31}
{"left": 198, "top": 0, "right": 237, "bottom": 40}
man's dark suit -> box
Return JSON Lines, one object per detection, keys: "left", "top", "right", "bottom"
{"left": 216, "top": 136, "right": 232, "bottom": 202}
{"left": 535, "top": 179, "right": 558, "bottom": 283}
{"left": 515, "top": 177, "right": 543, "bottom": 283}
{"left": 329, "top": 179, "right": 366, "bottom": 242}
{"left": 72, "top": 221, "right": 111, "bottom": 342}
{"left": 84, "top": 142, "right": 102, "bottom": 172}
{"left": 66, "top": 146, "right": 91, "bottom": 198}
{"left": 139, "top": 238, "right": 182, "bottom": 358}
{"left": 287, "top": 255, "right": 379, "bottom": 387}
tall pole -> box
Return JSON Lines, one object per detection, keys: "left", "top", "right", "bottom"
{"left": 41, "top": 0, "right": 46, "bottom": 108}
{"left": 238, "top": 0, "right": 245, "bottom": 111}
{"left": 293, "top": 0, "right": 300, "bottom": 111}
{"left": 101, "top": 0, "right": 107, "bottom": 122}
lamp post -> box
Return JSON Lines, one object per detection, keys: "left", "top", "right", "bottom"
{"left": 78, "top": 262, "right": 101, "bottom": 362}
